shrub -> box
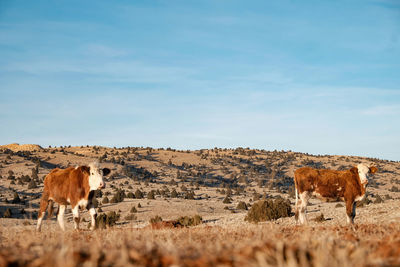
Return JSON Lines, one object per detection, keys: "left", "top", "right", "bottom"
{"left": 171, "top": 189, "right": 178, "bottom": 198}
{"left": 149, "top": 215, "right": 163, "bottom": 224}
{"left": 135, "top": 189, "right": 144, "bottom": 199}
{"left": 125, "top": 214, "right": 137, "bottom": 221}
{"left": 357, "top": 195, "right": 372, "bottom": 207}
{"left": 384, "top": 194, "right": 393, "bottom": 200}
{"left": 137, "top": 203, "right": 142, "bottom": 208}
{"left": 389, "top": 186, "right": 399, "bottom": 192}
{"left": 3, "top": 208, "right": 12, "bottom": 218}
{"left": 110, "top": 189, "right": 125, "bottom": 203}
{"left": 184, "top": 191, "right": 195, "bottom": 200}
{"left": 177, "top": 215, "right": 202, "bottom": 227}
{"left": 223, "top": 196, "right": 232, "bottom": 204}
{"left": 245, "top": 199, "right": 291, "bottom": 223}
{"left": 130, "top": 206, "right": 137, "bottom": 213}
{"left": 374, "top": 194, "right": 384, "bottom": 204}
{"left": 102, "top": 196, "right": 109, "bottom": 204}
{"left": 313, "top": 213, "right": 326, "bottom": 222}
{"left": 95, "top": 211, "right": 120, "bottom": 229}
{"left": 11, "top": 192, "right": 21, "bottom": 204}
{"left": 147, "top": 190, "right": 155, "bottom": 200}
{"left": 335, "top": 203, "right": 344, "bottom": 208}
{"left": 127, "top": 192, "right": 135, "bottom": 198}
{"left": 236, "top": 201, "right": 248, "bottom": 210}
{"left": 28, "top": 180, "right": 37, "bottom": 189}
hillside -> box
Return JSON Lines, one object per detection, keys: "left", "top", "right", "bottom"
{"left": 0, "top": 145, "right": 399, "bottom": 226}
{"left": 1, "top": 145, "right": 400, "bottom": 266}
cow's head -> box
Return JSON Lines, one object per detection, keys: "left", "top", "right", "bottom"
{"left": 357, "top": 163, "right": 378, "bottom": 186}
{"left": 87, "top": 162, "right": 111, "bottom": 190}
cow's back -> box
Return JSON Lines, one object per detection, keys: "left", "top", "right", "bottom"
{"left": 44, "top": 167, "right": 76, "bottom": 204}
{"left": 294, "top": 167, "right": 349, "bottom": 199}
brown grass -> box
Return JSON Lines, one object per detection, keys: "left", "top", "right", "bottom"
{"left": 1, "top": 223, "right": 400, "bottom": 266}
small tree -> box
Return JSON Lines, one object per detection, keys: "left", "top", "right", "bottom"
{"left": 147, "top": 190, "right": 155, "bottom": 200}
{"left": 171, "top": 189, "right": 178, "bottom": 198}
{"left": 135, "top": 189, "right": 144, "bottom": 199}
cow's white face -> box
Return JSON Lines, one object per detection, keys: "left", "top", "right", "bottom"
{"left": 88, "top": 162, "right": 110, "bottom": 191}
{"left": 357, "top": 163, "right": 377, "bottom": 186}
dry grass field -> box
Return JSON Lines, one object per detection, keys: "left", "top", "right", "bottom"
{"left": 1, "top": 144, "right": 400, "bottom": 266}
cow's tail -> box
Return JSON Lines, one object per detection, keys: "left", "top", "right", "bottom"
{"left": 47, "top": 200, "right": 55, "bottom": 218}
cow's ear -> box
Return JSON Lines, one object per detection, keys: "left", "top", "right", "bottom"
{"left": 102, "top": 168, "right": 111, "bottom": 176}
{"left": 369, "top": 166, "right": 378, "bottom": 174}
{"left": 81, "top": 166, "right": 90, "bottom": 174}
{"left": 350, "top": 167, "right": 358, "bottom": 174}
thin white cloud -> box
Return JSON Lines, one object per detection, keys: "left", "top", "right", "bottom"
{"left": 83, "top": 44, "right": 128, "bottom": 58}
{"left": 361, "top": 105, "right": 400, "bottom": 115}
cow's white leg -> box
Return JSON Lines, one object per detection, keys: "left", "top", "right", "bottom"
{"left": 346, "top": 200, "right": 356, "bottom": 224}
{"left": 299, "top": 192, "right": 310, "bottom": 224}
{"left": 36, "top": 211, "right": 46, "bottom": 232}
{"left": 295, "top": 188, "right": 301, "bottom": 223}
{"left": 57, "top": 205, "right": 66, "bottom": 231}
{"left": 89, "top": 206, "right": 97, "bottom": 230}
{"left": 72, "top": 205, "right": 80, "bottom": 230}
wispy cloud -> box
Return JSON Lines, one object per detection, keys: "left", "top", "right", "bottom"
{"left": 361, "top": 105, "right": 400, "bottom": 115}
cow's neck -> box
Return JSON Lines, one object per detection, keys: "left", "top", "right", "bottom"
{"left": 81, "top": 175, "right": 91, "bottom": 198}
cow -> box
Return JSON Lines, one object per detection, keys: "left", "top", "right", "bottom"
{"left": 36, "top": 162, "right": 110, "bottom": 231}
{"left": 294, "top": 163, "right": 377, "bottom": 225}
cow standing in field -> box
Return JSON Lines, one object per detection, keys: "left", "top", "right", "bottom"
{"left": 294, "top": 163, "right": 377, "bottom": 225}
{"left": 36, "top": 162, "right": 110, "bottom": 231}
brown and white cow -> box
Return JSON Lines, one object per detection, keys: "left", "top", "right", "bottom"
{"left": 294, "top": 163, "right": 377, "bottom": 225}
{"left": 36, "top": 162, "right": 110, "bottom": 231}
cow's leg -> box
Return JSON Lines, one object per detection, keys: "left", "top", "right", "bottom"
{"left": 89, "top": 205, "right": 97, "bottom": 230}
{"left": 57, "top": 205, "right": 66, "bottom": 231}
{"left": 299, "top": 192, "right": 310, "bottom": 224}
{"left": 36, "top": 192, "right": 49, "bottom": 232}
{"left": 295, "top": 188, "right": 301, "bottom": 223}
{"left": 72, "top": 205, "right": 80, "bottom": 230}
{"left": 346, "top": 200, "right": 355, "bottom": 224}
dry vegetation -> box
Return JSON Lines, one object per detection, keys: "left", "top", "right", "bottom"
{"left": 1, "top": 143, "right": 400, "bottom": 266}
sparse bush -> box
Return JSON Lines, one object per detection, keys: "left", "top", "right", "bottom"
{"left": 28, "top": 180, "right": 37, "bottom": 189}
{"left": 147, "top": 190, "right": 155, "bottom": 200}
{"left": 125, "top": 214, "right": 137, "bottom": 221}
{"left": 245, "top": 199, "right": 291, "bottom": 223}
{"left": 374, "top": 194, "right": 384, "bottom": 204}
{"left": 171, "top": 189, "right": 178, "bottom": 198}
{"left": 236, "top": 201, "right": 248, "bottom": 210}
{"left": 95, "top": 211, "right": 120, "bottom": 229}
{"left": 110, "top": 189, "right": 125, "bottom": 203}
{"left": 149, "top": 215, "right": 163, "bottom": 224}
{"left": 223, "top": 196, "right": 232, "bottom": 204}
{"left": 357, "top": 195, "right": 372, "bottom": 207}
{"left": 130, "top": 206, "right": 137, "bottom": 213}
{"left": 102, "top": 196, "right": 109, "bottom": 204}
{"left": 177, "top": 215, "right": 202, "bottom": 227}
{"left": 384, "top": 194, "right": 393, "bottom": 200}
{"left": 389, "top": 186, "right": 399, "bottom": 192}
{"left": 127, "top": 192, "right": 135, "bottom": 198}
{"left": 11, "top": 192, "right": 21, "bottom": 204}
{"left": 135, "top": 189, "right": 144, "bottom": 199}
{"left": 335, "top": 203, "right": 344, "bottom": 208}
{"left": 313, "top": 213, "right": 326, "bottom": 222}
{"left": 184, "top": 191, "right": 195, "bottom": 200}
{"left": 3, "top": 208, "right": 12, "bottom": 218}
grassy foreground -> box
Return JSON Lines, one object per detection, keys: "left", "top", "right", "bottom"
{"left": 1, "top": 223, "right": 400, "bottom": 267}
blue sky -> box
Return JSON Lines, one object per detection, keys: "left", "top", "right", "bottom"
{"left": 1, "top": 0, "right": 399, "bottom": 160}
